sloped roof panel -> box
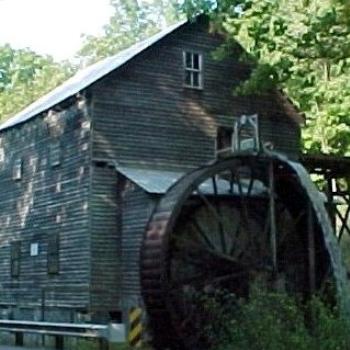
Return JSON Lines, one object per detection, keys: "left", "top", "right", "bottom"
{"left": 116, "top": 166, "right": 184, "bottom": 194}
{"left": 116, "top": 165, "right": 268, "bottom": 196}
{"left": 0, "top": 20, "right": 187, "bottom": 131}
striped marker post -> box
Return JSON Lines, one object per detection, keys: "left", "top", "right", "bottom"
{"left": 128, "top": 307, "right": 143, "bottom": 347}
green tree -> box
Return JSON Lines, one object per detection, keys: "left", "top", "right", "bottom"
{"left": 0, "top": 44, "right": 74, "bottom": 121}
{"left": 78, "top": 0, "right": 183, "bottom": 63}
{"left": 183, "top": 0, "right": 350, "bottom": 155}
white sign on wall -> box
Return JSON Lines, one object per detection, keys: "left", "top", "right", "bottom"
{"left": 30, "top": 243, "right": 39, "bottom": 257}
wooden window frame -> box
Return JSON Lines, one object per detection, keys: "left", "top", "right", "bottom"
{"left": 216, "top": 126, "right": 234, "bottom": 158}
{"left": 47, "top": 233, "right": 59, "bottom": 275}
{"left": 10, "top": 241, "right": 21, "bottom": 278}
{"left": 13, "top": 158, "right": 22, "bottom": 181}
{"left": 183, "top": 51, "right": 203, "bottom": 89}
{"left": 50, "top": 140, "right": 61, "bottom": 167}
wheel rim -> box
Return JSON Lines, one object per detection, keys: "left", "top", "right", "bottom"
{"left": 141, "top": 154, "right": 337, "bottom": 349}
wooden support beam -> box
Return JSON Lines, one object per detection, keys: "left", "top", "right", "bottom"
{"left": 335, "top": 206, "right": 350, "bottom": 240}
{"left": 55, "top": 335, "right": 64, "bottom": 350}
{"left": 307, "top": 202, "right": 316, "bottom": 293}
{"left": 269, "top": 161, "right": 277, "bottom": 274}
{"left": 326, "top": 177, "right": 336, "bottom": 230}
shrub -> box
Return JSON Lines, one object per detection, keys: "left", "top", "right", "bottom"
{"left": 198, "top": 289, "right": 350, "bottom": 350}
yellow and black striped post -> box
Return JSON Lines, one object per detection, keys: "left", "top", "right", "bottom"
{"left": 128, "top": 307, "right": 143, "bottom": 347}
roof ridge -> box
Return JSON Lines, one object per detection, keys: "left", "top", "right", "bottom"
{"left": 0, "top": 19, "right": 187, "bottom": 132}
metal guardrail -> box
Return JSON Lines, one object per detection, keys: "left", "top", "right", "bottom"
{"left": 0, "top": 319, "right": 126, "bottom": 350}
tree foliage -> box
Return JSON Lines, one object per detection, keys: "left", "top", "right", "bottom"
{"left": 0, "top": 1, "right": 181, "bottom": 121}
{"left": 183, "top": 0, "right": 350, "bottom": 154}
{"left": 78, "top": 0, "right": 183, "bottom": 63}
{"left": 0, "top": 44, "right": 74, "bottom": 121}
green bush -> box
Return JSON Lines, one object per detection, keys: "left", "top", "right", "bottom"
{"left": 198, "top": 289, "right": 350, "bottom": 350}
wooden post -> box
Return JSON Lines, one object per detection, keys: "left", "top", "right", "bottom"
{"left": 326, "top": 176, "right": 336, "bottom": 231}
{"left": 308, "top": 202, "right": 316, "bottom": 294}
{"left": 269, "top": 161, "right": 277, "bottom": 274}
{"left": 99, "top": 338, "right": 109, "bottom": 350}
{"left": 15, "top": 332, "right": 23, "bottom": 346}
{"left": 55, "top": 335, "right": 64, "bottom": 350}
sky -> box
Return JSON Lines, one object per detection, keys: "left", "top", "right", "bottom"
{"left": 0, "top": 0, "right": 114, "bottom": 61}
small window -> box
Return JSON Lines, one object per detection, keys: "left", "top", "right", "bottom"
{"left": 10, "top": 241, "right": 21, "bottom": 277}
{"left": 48, "top": 233, "right": 59, "bottom": 274}
{"left": 13, "top": 158, "right": 22, "bottom": 180}
{"left": 216, "top": 126, "right": 234, "bottom": 158}
{"left": 50, "top": 141, "right": 61, "bottom": 167}
{"left": 183, "top": 51, "right": 203, "bottom": 89}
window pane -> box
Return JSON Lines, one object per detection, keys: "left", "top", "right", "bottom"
{"left": 185, "top": 71, "right": 192, "bottom": 86}
{"left": 50, "top": 141, "right": 61, "bottom": 167}
{"left": 193, "top": 72, "right": 200, "bottom": 87}
{"left": 185, "top": 52, "right": 192, "bottom": 68}
{"left": 193, "top": 54, "right": 200, "bottom": 70}
{"left": 13, "top": 158, "right": 22, "bottom": 180}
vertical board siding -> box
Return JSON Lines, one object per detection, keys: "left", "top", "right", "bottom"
{"left": 120, "top": 180, "right": 156, "bottom": 305}
{"left": 88, "top": 20, "right": 302, "bottom": 313}
{"left": 90, "top": 165, "right": 120, "bottom": 314}
{"left": 0, "top": 19, "right": 303, "bottom": 324}
{"left": 91, "top": 21, "right": 300, "bottom": 168}
{"left": 0, "top": 101, "right": 91, "bottom": 317}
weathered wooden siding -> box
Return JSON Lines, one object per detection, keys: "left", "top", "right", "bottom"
{"left": 86, "top": 19, "right": 301, "bottom": 314}
{"left": 90, "top": 20, "right": 300, "bottom": 168}
{"left": 89, "top": 169, "right": 156, "bottom": 315}
{"left": 89, "top": 164, "right": 120, "bottom": 318}
{"left": 0, "top": 18, "right": 302, "bottom": 325}
{"left": 119, "top": 180, "right": 156, "bottom": 308}
{"left": 0, "top": 101, "right": 91, "bottom": 320}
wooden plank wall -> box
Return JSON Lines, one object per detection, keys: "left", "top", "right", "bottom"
{"left": 91, "top": 20, "right": 301, "bottom": 169}
{"left": 89, "top": 164, "right": 120, "bottom": 319}
{"left": 88, "top": 19, "right": 302, "bottom": 313}
{"left": 119, "top": 179, "right": 156, "bottom": 308}
{"left": 0, "top": 100, "right": 92, "bottom": 320}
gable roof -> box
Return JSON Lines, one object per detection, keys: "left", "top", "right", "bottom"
{"left": 0, "top": 18, "right": 303, "bottom": 132}
{"left": 0, "top": 20, "right": 187, "bottom": 132}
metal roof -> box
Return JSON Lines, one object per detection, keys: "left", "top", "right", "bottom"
{"left": 116, "top": 166, "right": 184, "bottom": 194}
{"left": 0, "top": 20, "right": 187, "bottom": 132}
{"left": 116, "top": 165, "right": 268, "bottom": 195}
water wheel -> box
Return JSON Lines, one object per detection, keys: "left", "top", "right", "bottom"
{"left": 140, "top": 153, "right": 348, "bottom": 349}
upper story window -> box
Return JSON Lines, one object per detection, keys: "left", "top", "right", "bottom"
{"left": 13, "top": 158, "right": 22, "bottom": 181}
{"left": 183, "top": 51, "right": 203, "bottom": 89}
{"left": 50, "top": 141, "right": 61, "bottom": 168}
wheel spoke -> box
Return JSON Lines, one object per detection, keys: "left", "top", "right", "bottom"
{"left": 171, "top": 274, "right": 207, "bottom": 288}
{"left": 195, "top": 187, "right": 228, "bottom": 252}
{"left": 211, "top": 176, "right": 218, "bottom": 196}
{"left": 278, "top": 210, "right": 305, "bottom": 247}
{"left": 229, "top": 215, "right": 241, "bottom": 256}
{"left": 247, "top": 175, "right": 255, "bottom": 198}
{"left": 191, "top": 218, "right": 216, "bottom": 250}
{"left": 209, "top": 271, "right": 248, "bottom": 285}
